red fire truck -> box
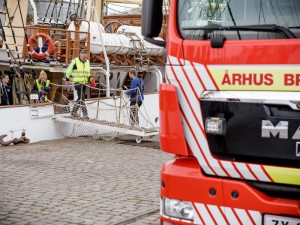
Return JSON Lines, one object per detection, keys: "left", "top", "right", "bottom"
{"left": 142, "top": 0, "right": 300, "bottom": 224}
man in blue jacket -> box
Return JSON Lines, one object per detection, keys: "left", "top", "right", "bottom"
{"left": 126, "top": 68, "right": 144, "bottom": 126}
{"left": 0, "top": 74, "right": 13, "bottom": 106}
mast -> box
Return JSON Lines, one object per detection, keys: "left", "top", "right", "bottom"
{"left": 86, "top": 0, "right": 104, "bottom": 22}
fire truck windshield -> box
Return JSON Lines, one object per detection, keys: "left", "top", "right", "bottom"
{"left": 177, "top": 0, "right": 300, "bottom": 40}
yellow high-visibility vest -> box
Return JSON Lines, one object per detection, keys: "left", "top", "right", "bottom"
{"left": 36, "top": 79, "right": 50, "bottom": 91}
{"left": 66, "top": 57, "right": 90, "bottom": 84}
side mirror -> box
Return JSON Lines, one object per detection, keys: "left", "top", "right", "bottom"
{"left": 142, "top": 0, "right": 163, "bottom": 38}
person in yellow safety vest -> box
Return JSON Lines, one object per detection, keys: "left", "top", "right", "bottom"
{"left": 32, "top": 70, "right": 51, "bottom": 103}
{"left": 65, "top": 50, "right": 94, "bottom": 119}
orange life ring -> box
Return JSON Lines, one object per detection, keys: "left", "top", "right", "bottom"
{"left": 28, "top": 33, "right": 54, "bottom": 60}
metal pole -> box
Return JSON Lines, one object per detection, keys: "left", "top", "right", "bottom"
{"left": 93, "top": 5, "right": 110, "bottom": 97}
{"left": 28, "top": 0, "right": 38, "bottom": 24}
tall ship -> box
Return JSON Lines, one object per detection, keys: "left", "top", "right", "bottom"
{"left": 0, "top": 0, "right": 168, "bottom": 145}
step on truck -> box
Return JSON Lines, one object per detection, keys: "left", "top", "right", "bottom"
{"left": 142, "top": 0, "right": 300, "bottom": 224}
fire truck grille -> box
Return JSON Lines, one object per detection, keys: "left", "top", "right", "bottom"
{"left": 201, "top": 101, "right": 300, "bottom": 168}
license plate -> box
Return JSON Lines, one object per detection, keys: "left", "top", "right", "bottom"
{"left": 264, "top": 214, "right": 300, "bottom": 225}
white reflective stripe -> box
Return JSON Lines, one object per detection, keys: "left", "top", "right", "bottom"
{"left": 183, "top": 60, "right": 205, "bottom": 127}
{"left": 248, "top": 210, "right": 262, "bottom": 225}
{"left": 207, "top": 205, "right": 227, "bottom": 225}
{"left": 45, "top": 51, "right": 49, "bottom": 56}
{"left": 221, "top": 207, "right": 241, "bottom": 225}
{"left": 184, "top": 61, "right": 205, "bottom": 94}
{"left": 169, "top": 57, "right": 204, "bottom": 127}
{"left": 249, "top": 164, "right": 271, "bottom": 182}
{"left": 193, "top": 62, "right": 217, "bottom": 90}
{"left": 167, "top": 64, "right": 215, "bottom": 174}
{"left": 169, "top": 57, "right": 227, "bottom": 177}
{"left": 31, "top": 51, "right": 35, "bottom": 55}
{"left": 234, "top": 162, "right": 256, "bottom": 180}
{"left": 234, "top": 208, "right": 253, "bottom": 225}
{"left": 221, "top": 161, "right": 241, "bottom": 178}
{"left": 192, "top": 204, "right": 203, "bottom": 225}
{"left": 160, "top": 198, "right": 163, "bottom": 215}
{"left": 182, "top": 118, "right": 214, "bottom": 174}
{"left": 161, "top": 214, "right": 170, "bottom": 220}
{"left": 165, "top": 65, "right": 176, "bottom": 84}
{"left": 195, "top": 203, "right": 216, "bottom": 225}
{"left": 166, "top": 64, "right": 214, "bottom": 175}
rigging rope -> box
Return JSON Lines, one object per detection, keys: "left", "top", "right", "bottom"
{"left": 49, "top": 0, "right": 59, "bottom": 25}
{"left": 0, "top": 18, "right": 18, "bottom": 76}
{"left": 43, "top": 0, "right": 53, "bottom": 24}
{"left": 55, "top": 0, "right": 64, "bottom": 27}
{"left": 16, "top": 0, "right": 37, "bottom": 78}
{"left": 63, "top": 0, "right": 72, "bottom": 28}
{"left": 3, "top": 0, "right": 25, "bottom": 77}
{"left": 76, "top": 0, "right": 81, "bottom": 17}
{"left": 3, "top": 0, "right": 30, "bottom": 104}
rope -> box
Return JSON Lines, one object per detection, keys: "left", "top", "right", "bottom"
{"left": 4, "top": 0, "right": 31, "bottom": 103}
{"left": 42, "top": 0, "right": 53, "bottom": 24}
{"left": 48, "top": 0, "right": 59, "bottom": 25}
{"left": 0, "top": 18, "right": 17, "bottom": 76}
{"left": 53, "top": 90, "right": 157, "bottom": 140}
{"left": 49, "top": 81, "right": 124, "bottom": 92}
{"left": 55, "top": 0, "right": 64, "bottom": 27}
{"left": 63, "top": 0, "right": 72, "bottom": 28}
{"left": 3, "top": 0, "right": 25, "bottom": 77}
{"left": 16, "top": 0, "right": 37, "bottom": 78}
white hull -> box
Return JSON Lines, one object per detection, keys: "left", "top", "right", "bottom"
{"left": 0, "top": 104, "right": 64, "bottom": 144}
{"left": 0, "top": 93, "right": 159, "bottom": 144}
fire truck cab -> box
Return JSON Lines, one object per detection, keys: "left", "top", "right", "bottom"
{"left": 142, "top": 0, "right": 300, "bottom": 224}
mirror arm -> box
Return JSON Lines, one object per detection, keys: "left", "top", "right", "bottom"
{"left": 144, "top": 37, "right": 166, "bottom": 47}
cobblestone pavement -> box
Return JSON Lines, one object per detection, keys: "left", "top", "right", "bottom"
{"left": 0, "top": 137, "right": 173, "bottom": 225}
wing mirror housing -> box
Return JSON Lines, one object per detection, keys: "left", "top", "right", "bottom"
{"left": 142, "top": 0, "right": 166, "bottom": 47}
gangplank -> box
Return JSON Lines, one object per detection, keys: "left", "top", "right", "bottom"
{"left": 54, "top": 113, "right": 159, "bottom": 143}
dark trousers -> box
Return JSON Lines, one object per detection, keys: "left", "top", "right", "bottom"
{"left": 72, "top": 84, "right": 88, "bottom": 116}
{"left": 130, "top": 101, "right": 142, "bottom": 125}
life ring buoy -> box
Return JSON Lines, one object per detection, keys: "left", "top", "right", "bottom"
{"left": 28, "top": 33, "right": 54, "bottom": 60}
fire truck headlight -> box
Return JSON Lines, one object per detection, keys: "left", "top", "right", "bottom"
{"left": 163, "top": 198, "right": 194, "bottom": 221}
{"left": 205, "top": 117, "right": 226, "bottom": 135}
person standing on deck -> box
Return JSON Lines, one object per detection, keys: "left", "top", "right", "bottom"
{"left": 0, "top": 74, "right": 13, "bottom": 106}
{"left": 126, "top": 68, "right": 144, "bottom": 125}
{"left": 65, "top": 50, "right": 94, "bottom": 119}
{"left": 32, "top": 70, "right": 51, "bottom": 103}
